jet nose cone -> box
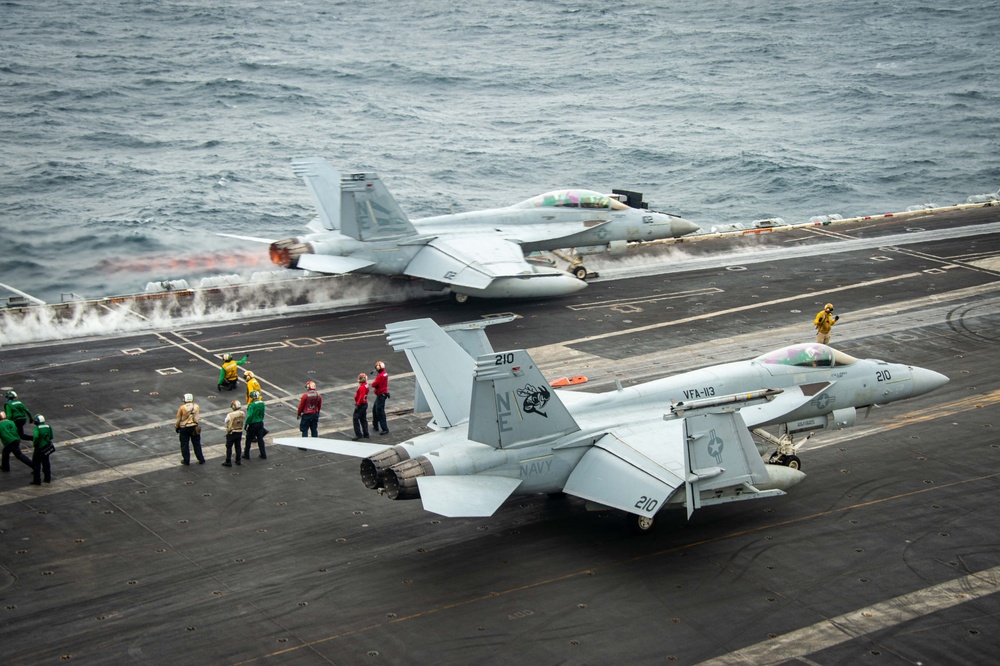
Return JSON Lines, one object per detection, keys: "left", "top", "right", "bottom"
{"left": 672, "top": 218, "right": 701, "bottom": 238}
{"left": 910, "top": 366, "right": 949, "bottom": 397}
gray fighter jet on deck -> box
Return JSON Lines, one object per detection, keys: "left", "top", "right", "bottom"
{"left": 229, "top": 158, "right": 700, "bottom": 302}
{"left": 277, "top": 319, "right": 948, "bottom": 532}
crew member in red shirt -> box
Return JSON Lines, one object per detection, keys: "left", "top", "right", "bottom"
{"left": 297, "top": 381, "right": 322, "bottom": 437}
{"left": 371, "top": 361, "right": 389, "bottom": 435}
{"left": 352, "top": 373, "right": 370, "bottom": 441}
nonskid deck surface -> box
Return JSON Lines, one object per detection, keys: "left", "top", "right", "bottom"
{"left": 1, "top": 206, "right": 998, "bottom": 664}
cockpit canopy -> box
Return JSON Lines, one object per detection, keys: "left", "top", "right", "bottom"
{"left": 513, "top": 189, "right": 630, "bottom": 211}
{"left": 754, "top": 343, "right": 858, "bottom": 368}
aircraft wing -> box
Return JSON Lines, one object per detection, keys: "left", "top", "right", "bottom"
{"left": 564, "top": 409, "right": 779, "bottom": 519}
{"left": 403, "top": 236, "right": 534, "bottom": 289}
{"left": 416, "top": 476, "right": 522, "bottom": 517}
{"left": 274, "top": 436, "right": 391, "bottom": 457}
{"left": 296, "top": 254, "right": 376, "bottom": 274}
{"left": 563, "top": 420, "right": 687, "bottom": 514}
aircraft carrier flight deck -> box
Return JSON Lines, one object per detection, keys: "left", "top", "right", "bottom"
{"left": 1, "top": 205, "right": 999, "bottom": 664}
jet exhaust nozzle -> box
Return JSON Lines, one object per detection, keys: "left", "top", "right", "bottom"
{"left": 268, "top": 238, "right": 313, "bottom": 268}
{"left": 383, "top": 456, "right": 435, "bottom": 500}
{"left": 361, "top": 445, "right": 411, "bottom": 489}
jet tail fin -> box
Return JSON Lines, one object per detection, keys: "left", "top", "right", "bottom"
{"left": 292, "top": 157, "right": 342, "bottom": 231}
{"left": 339, "top": 171, "right": 416, "bottom": 241}
{"left": 468, "top": 349, "right": 580, "bottom": 449}
{"left": 386, "top": 319, "right": 476, "bottom": 429}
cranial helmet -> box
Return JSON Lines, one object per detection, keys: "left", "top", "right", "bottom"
{"left": 35, "top": 414, "right": 46, "bottom": 424}
{"left": 5, "top": 390, "right": 16, "bottom": 399}
{"left": 223, "top": 353, "right": 232, "bottom": 362}
{"left": 825, "top": 303, "right": 834, "bottom": 311}
{"left": 250, "top": 390, "right": 260, "bottom": 400}
{"left": 358, "top": 373, "right": 368, "bottom": 382}
{"left": 375, "top": 361, "right": 385, "bottom": 371}
{"left": 184, "top": 393, "right": 194, "bottom": 403}
{"left": 306, "top": 380, "right": 317, "bottom": 390}
{"left": 245, "top": 371, "right": 254, "bottom": 379}
{"left": 231, "top": 400, "right": 241, "bottom": 410}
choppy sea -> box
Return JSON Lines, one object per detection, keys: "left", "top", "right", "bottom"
{"left": 2, "top": 0, "right": 998, "bottom": 307}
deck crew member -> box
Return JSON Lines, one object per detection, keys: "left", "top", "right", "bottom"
{"left": 1, "top": 411, "right": 33, "bottom": 472}
{"left": 217, "top": 352, "right": 249, "bottom": 391}
{"left": 814, "top": 303, "right": 839, "bottom": 345}
{"left": 175, "top": 393, "right": 205, "bottom": 465}
{"left": 243, "top": 390, "right": 267, "bottom": 460}
{"left": 223, "top": 400, "right": 245, "bottom": 467}
{"left": 352, "top": 373, "right": 370, "bottom": 441}
{"left": 30, "top": 415, "right": 54, "bottom": 485}
{"left": 371, "top": 361, "right": 390, "bottom": 435}
{"left": 4, "top": 391, "right": 34, "bottom": 441}
{"left": 297, "top": 381, "right": 322, "bottom": 438}
{"left": 244, "top": 371, "right": 262, "bottom": 406}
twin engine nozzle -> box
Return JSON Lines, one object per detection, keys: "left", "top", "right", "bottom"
{"left": 361, "top": 446, "right": 432, "bottom": 500}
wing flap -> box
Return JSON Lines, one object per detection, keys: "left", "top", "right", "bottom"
{"left": 274, "top": 436, "right": 390, "bottom": 457}
{"left": 416, "top": 476, "right": 522, "bottom": 517}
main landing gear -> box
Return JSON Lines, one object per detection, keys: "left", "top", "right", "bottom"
{"left": 627, "top": 513, "right": 656, "bottom": 534}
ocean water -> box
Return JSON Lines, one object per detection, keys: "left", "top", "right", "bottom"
{"left": 2, "top": 0, "right": 998, "bottom": 306}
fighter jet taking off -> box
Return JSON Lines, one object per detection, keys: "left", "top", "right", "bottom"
{"left": 277, "top": 319, "right": 949, "bottom": 533}
{"left": 228, "top": 158, "right": 700, "bottom": 302}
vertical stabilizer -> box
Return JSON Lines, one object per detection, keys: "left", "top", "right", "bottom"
{"left": 386, "top": 319, "right": 476, "bottom": 429}
{"left": 291, "top": 157, "right": 342, "bottom": 230}
{"left": 468, "top": 349, "right": 580, "bottom": 449}
{"left": 339, "top": 172, "right": 416, "bottom": 241}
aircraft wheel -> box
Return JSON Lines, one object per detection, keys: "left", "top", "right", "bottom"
{"left": 627, "top": 513, "right": 655, "bottom": 535}
{"left": 573, "top": 265, "right": 588, "bottom": 280}
{"left": 783, "top": 455, "right": 802, "bottom": 470}
{"left": 454, "top": 292, "right": 469, "bottom": 304}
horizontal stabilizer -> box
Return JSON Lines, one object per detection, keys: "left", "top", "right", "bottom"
{"left": 296, "top": 254, "right": 375, "bottom": 274}
{"left": 216, "top": 232, "right": 275, "bottom": 244}
{"left": 416, "top": 476, "right": 522, "bottom": 517}
{"left": 292, "top": 157, "right": 342, "bottom": 231}
{"left": 274, "top": 436, "right": 390, "bottom": 458}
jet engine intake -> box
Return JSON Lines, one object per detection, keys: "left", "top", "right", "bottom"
{"left": 268, "top": 238, "right": 313, "bottom": 269}
{"left": 361, "top": 445, "right": 412, "bottom": 489}
{"left": 383, "top": 456, "right": 435, "bottom": 500}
